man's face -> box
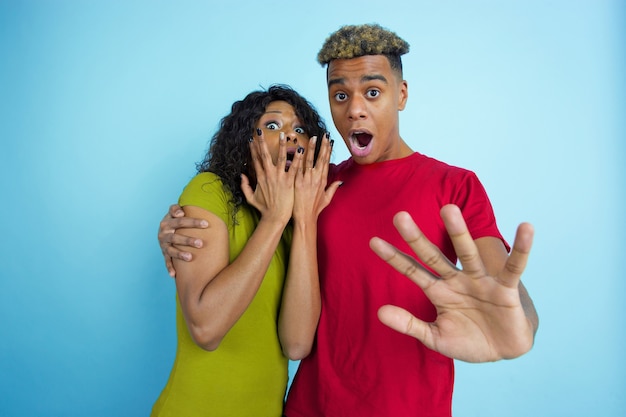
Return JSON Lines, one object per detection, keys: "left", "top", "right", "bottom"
{"left": 327, "top": 55, "right": 409, "bottom": 164}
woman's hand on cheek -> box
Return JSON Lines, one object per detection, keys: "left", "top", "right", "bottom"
{"left": 242, "top": 131, "right": 296, "bottom": 225}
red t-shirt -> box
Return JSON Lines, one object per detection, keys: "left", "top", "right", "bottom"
{"left": 285, "top": 152, "right": 507, "bottom": 417}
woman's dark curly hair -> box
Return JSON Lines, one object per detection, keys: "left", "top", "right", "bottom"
{"left": 196, "top": 84, "right": 327, "bottom": 219}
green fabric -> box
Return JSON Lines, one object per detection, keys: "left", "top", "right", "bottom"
{"left": 152, "top": 172, "right": 290, "bottom": 417}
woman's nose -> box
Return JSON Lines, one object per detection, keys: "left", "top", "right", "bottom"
{"left": 284, "top": 130, "right": 298, "bottom": 143}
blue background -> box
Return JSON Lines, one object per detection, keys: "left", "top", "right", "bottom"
{"left": 1, "top": 1, "right": 624, "bottom": 416}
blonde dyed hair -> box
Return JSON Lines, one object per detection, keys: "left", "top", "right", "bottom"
{"left": 317, "top": 23, "right": 410, "bottom": 73}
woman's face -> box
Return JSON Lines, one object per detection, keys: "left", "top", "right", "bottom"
{"left": 254, "top": 100, "right": 311, "bottom": 170}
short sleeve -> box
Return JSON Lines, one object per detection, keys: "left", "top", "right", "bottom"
{"left": 178, "top": 172, "right": 232, "bottom": 226}
{"left": 449, "top": 171, "right": 510, "bottom": 252}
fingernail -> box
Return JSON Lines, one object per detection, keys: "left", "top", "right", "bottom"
{"left": 194, "top": 239, "right": 203, "bottom": 248}
{"left": 330, "top": 139, "right": 335, "bottom": 147}
{"left": 256, "top": 128, "right": 262, "bottom": 136}
{"left": 248, "top": 137, "right": 253, "bottom": 143}
{"left": 297, "top": 147, "right": 304, "bottom": 154}
{"left": 200, "top": 220, "right": 209, "bottom": 227}
{"left": 325, "top": 131, "right": 330, "bottom": 139}
{"left": 183, "top": 253, "right": 192, "bottom": 261}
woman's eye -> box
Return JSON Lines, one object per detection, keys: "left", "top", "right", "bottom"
{"left": 266, "top": 122, "right": 280, "bottom": 130}
{"left": 334, "top": 92, "right": 347, "bottom": 101}
{"left": 295, "top": 127, "right": 306, "bottom": 134}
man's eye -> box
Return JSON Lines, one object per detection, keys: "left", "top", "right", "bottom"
{"left": 367, "top": 90, "right": 379, "bottom": 98}
{"left": 335, "top": 92, "right": 347, "bottom": 101}
{"left": 295, "top": 127, "right": 306, "bottom": 134}
{"left": 266, "top": 122, "right": 280, "bottom": 130}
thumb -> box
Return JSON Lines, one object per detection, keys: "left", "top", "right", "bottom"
{"left": 378, "top": 305, "right": 430, "bottom": 345}
{"left": 240, "top": 174, "right": 254, "bottom": 204}
{"left": 324, "top": 180, "right": 343, "bottom": 203}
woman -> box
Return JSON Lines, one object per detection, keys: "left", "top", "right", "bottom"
{"left": 151, "top": 85, "right": 340, "bottom": 416}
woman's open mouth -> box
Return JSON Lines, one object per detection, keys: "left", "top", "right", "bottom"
{"left": 285, "top": 148, "right": 296, "bottom": 171}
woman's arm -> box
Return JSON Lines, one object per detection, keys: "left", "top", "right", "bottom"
{"left": 278, "top": 135, "right": 341, "bottom": 359}
{"left": 174, "top": 205, "right": 290, "bottom": 351}
{"left": 176, "top": 134, "right": 303, "bottom": 351}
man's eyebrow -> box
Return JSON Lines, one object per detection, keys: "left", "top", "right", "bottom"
{"left": 327, "top": 74, "right": 388, "bottom": 88}
{"left": 362, "top": 74, "right": 388, "bottom": 84}
{"left": 328, "top": 77, "right": 345, "bottom": 88}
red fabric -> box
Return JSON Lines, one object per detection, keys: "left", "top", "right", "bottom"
{"left": 285, "top": 152, "right": 507, "bottom": 417}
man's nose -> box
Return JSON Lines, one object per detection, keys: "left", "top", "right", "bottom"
{"left": 347, "top": 95, "right": 367, "bottom": 120}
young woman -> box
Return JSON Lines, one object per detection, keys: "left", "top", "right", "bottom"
{"left": 151, "top": 85, "right": 340, "bottom": 417}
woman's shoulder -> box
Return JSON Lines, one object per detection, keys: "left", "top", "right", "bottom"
{"left": 179, "top": 172, "right": 229, "bottom": 205}
{"left": 183, "top": 172, "right": 224, "bottom": 191}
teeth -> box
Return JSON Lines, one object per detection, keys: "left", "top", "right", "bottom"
{"left": 353, "top": 138, "right": 366, "bottom": 149}
{"left": 352, "top": 132, "right": 368, "bottom": 149}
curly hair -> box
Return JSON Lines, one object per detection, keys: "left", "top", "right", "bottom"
{"left": 196, "top": 85, "right": 327, "bottom": 221}
{"left": 317, "top": 23, "right": 410, "bottom": 75}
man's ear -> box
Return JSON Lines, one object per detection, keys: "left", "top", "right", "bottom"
{"left": 398, "top": 80, "right": 408, "bottom": 111}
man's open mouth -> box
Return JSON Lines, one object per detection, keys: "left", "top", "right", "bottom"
{"left": 347, "top": 130, "right": 374, "bottom": 158}
{"left": 353, "top": 132, "right": 373, "bottom": 149}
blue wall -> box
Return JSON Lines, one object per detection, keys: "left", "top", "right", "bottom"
{"left": 1, "top": 1, "right": 624, "bottom": 416}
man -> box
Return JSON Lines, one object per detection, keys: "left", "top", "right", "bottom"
{"left": 159, "top": 24, "right": 538, "bottom": 416}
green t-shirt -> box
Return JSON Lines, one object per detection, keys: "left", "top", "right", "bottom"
{"left": 152, "top": 172, "right": 290, "bottom": 417}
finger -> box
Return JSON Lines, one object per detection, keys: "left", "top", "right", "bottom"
{"left": 324, "top": 180, "right": 343, "bottom": 203}
{"left": 256, "top": 130, "right": 275, "bottom": 170}
{"left": 314, "top": 131, "right": 331, "bottom": 166}
{"left": 165, "top": 242, "right": 192, "bottom": 262}
{"left": 159, "top": 217, "right": 208, "bottom": 237}
{"left": 168, "top": 204, "right": 184, "bottom": 217}
{"left": 317, "top": 136, "right": 333, "bottom": 182}
{"left": 377, "top": 305, "right": 432, "bottom": 345}
{"left": 314, "top": 134, "right": 329, "bottom": 166}
{"left": 500, "top": 222, "right": 534, "bottom": 286}
{"left": 165, "top": 232, "right": 204, "bottom": 249}
{"left": 439, "top": 204, "right": 485, "bottom": 277}
{"left": 369, "top": 235, "right": 438, "bottom": 290}
{"left": 165, "top": 257, "right": 176, "bottom": 278}
{"left": 249, "top": 137, "right": 264, "bottom": 179}
{"left": 391, "top": 211, "right": 458, "bottom": 279}
{"left": 305, "top": 136, "right": 317, "bottom": 170}
{"left": 303, "top": 134, "right": 330, "bottom": 184}
{"left": 241, "top": 173, "right": 255, "bottom": 204}
{"left": 277, "top": 132, "right": 287, "bottom": 171}
{"left": 290, "top": 146, "right": 305, "bottom": 179}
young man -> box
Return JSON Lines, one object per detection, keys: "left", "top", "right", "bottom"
{"left": 159, "top": 24, "right": 538, "bottom": 416}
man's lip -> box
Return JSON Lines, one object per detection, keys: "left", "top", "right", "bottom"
{"left": 347, "top": 129, "right": 374, "bottom": 158}
{"left": 348, "top": 128, "right": 373, "bottom": 137}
